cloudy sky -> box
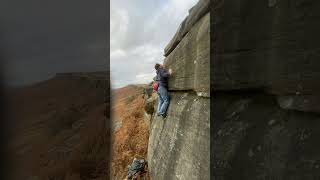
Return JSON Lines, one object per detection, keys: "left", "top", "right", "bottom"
{"left": 1, "top": 0, "right": 107, "bottom": 87}
{"left": 1, "top": 0, "right": 198, "bottom": 88}
{"left": 110, "top": 0, "right": 198, "bottom": 88}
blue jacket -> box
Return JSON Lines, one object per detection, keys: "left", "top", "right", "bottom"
{"left": 156, "top": 68, "right": 170, "bottom": 88}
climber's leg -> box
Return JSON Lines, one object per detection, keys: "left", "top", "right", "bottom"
{"left": 158, "top": 86, "right": 170, "bottom": 116}
{"left": 157, "top": 91, "right": 164, "bottom": 114}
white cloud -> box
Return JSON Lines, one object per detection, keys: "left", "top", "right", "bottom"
{"left": 110, "top": 49, "right": 127, "bottom": 59}
{"left": 110, "top": 0, "right": 198, "bottom": 88}
{"left": 130, "top": 44, "right": 163, "bottom": 62}
{"left": 136, "top": 73, "right": 155, "bottom": 84}
{"left": 110, "top": 8, "right": 129, "bottom": 51}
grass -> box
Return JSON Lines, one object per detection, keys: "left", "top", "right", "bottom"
{"left": 111, "top": 94, "right": 150, "bottom": 179}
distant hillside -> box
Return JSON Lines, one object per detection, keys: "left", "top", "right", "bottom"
{"left": 6, "top": 72, "right": 110, "bottom": 180}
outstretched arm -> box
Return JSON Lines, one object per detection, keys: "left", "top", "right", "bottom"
{"left": 161, "top": 69, "right": 173, "bottom": 78}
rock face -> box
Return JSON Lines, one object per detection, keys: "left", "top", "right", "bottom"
{"left": 213, "top": 0, "right": 320, "bottom": 107}
{"left": 146, "top": 0, "right": 210, "bottom": 179}
{"left": 213, "top": 0, "right": 320, "bottom": 179}
{"left": 148, "top": 92, "right": 210, "bottom": 180}
{"left": 165, "top": 13, "right": 210, "bottom": 97}
{"left": 213, "top": 93, "right": 320, "bottom": 180}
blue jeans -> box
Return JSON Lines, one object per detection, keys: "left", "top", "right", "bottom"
{"left": 157, "top": 85, "right": 170, "bottom": 115}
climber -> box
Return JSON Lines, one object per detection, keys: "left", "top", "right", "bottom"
{"left": 154, "top": 63, "right": 172, "bottom": 118}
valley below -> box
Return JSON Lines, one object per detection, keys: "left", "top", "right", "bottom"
{"left": 6, "top": 72, "right": 110, "bottom": 180}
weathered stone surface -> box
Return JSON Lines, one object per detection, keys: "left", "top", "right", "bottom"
{"left": 164, "top": 0, "right": 210, "bottom": 57}
{"left": 277, "top": 95, "right": 320, "bottom": 113}
{"left": 143, "top": 112, "right": 151, "bottom": 126}
{"left": 164, "top": 13, "right": 210, "bottom": 97}
{"left": 148, "top": 92, "right": 210, "bottom": 180}
{"left": 213, "top": 0, "right": 320, "bottom": 98}
{"left": 112, "top": 120, "right": 122, "bottom": 132}
{"left": 144, "top": 85, "right": 153, "bottom": 98}
{"left": 212, "top": 1, "right": 320, "bottom": 179}
{"left": 144, "top": 92, "right": 157, "bottom": 126}
{"left": 146, "top": 1, "right": 210, "bottom": 179}
{"left": 144, "top": 95, "right": 156, "bottom": 115}
{"left": 212, "top": 93, "right": 320, "bottom": 180}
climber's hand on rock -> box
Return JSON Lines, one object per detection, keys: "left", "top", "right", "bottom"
{"left": 169, "top": 69, "right": 173, "bottom": 75}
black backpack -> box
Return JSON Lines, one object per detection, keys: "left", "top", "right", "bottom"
{"left": 127, "top": 158, "right": 147, "bottom": 179}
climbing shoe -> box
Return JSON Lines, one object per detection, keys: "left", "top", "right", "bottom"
{"left": 161, "top": 114, "right": 167, "bottom": 118}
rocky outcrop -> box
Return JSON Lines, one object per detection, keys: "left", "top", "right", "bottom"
{"left": 213, "top": 0, "right": 320, "bottom": 179}
{"left": 165, "top": 13, "right": 210, "bottom": 97}
{"left": 145, "top": 0, "right": 210, "bottom": 179}
{"left": 213, "top": 93, "right": 320, "bottom": 180}
{"left": 213, "top": 0, "right": 320, "bottom": 112}
{"left": 148, "top": 92, "right": 209, "bottom": 180}
{"left": 143, "top": 92, "right": 157, "bottom": 127}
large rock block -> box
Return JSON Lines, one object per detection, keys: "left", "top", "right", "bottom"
{"left": 143, "top": 92, "right": 158, "bottom": 126}
{"left": 213, "top": 0, "right": 320, "bottom": 96}
{"left": 148, "top": 92, "right": 210, "bottom": 180}
{"left": 144, "top": 93, "right": 157, "bottom": 115}
{"left": 164, "top": 13, "right": 210, "bottom": 97}
{"left": 212, "top": 93, "right": 320, "bottom": 180}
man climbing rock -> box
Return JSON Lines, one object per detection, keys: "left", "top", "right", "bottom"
{"left": 154, "top": 63, "right": 172, "bottom": 118}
